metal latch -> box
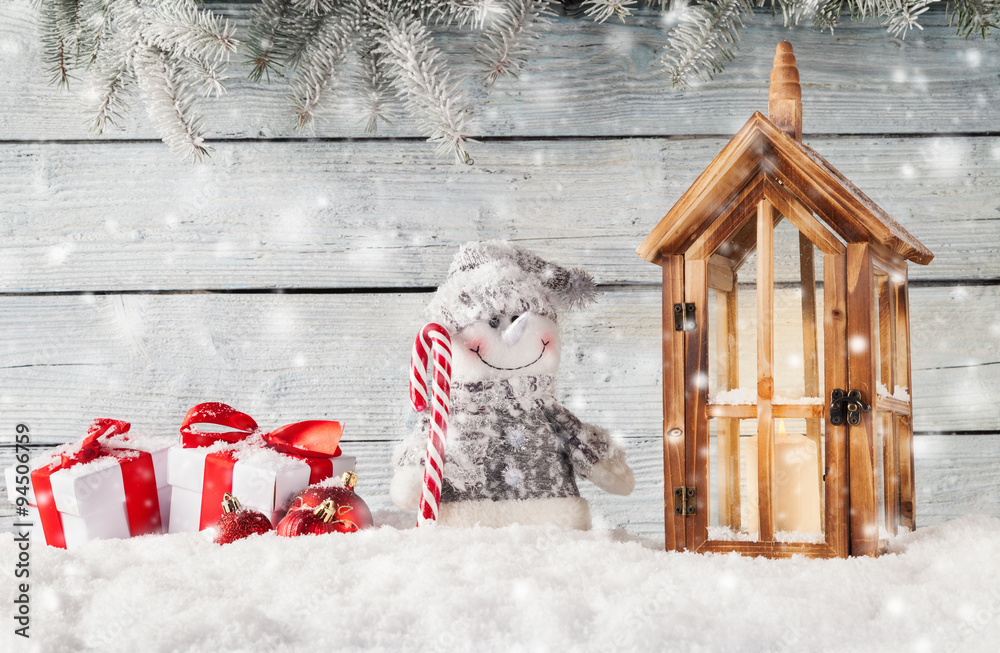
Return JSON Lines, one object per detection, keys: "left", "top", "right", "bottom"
{"left": 673, "top": 486, "right": 696, "bottom": 516}
{"left": 830, "top": 389, "right": 871, "bottom": 426}
{"left": 673, "top": 303, "right": 696, "bottom": 332}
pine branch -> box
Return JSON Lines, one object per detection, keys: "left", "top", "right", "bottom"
{"left": 765, "top": 0, "right": 821, "bottom": 28}
{"left": 38, "top": 0, "right": 87, "bottom": 86}
{"left": 476, "top": 0, "right": 552, "bottom": 89}
{"left": 582, "top": 0, "right": 638, "bottom": 22}
{"left": 80, "top": 0, "right": 116, "bottom": 66}
{"left": 424, "top": 0, "right": 507, "bottom": 28}
{"left": 134, "top": 46, "right": 211, "bottom": 161}
{"left": 811, "top": 0, "right": 845, "bottom": 31}
{"left": 87, "top": 33, "right": 134, "bottom": 134}
{"left": 663, "top": 0, "right": 752, "bottom": 88}
{"left": 31, "top": 0, "right": 992, "bottom": 166}
{"left": 246, "top": 0, "right": 296, "bottom": 82}
{"left": 883, "top": 0, "right": 935, "bottom": 38}
{"left": 949, "top": 0, "right": 1000, "bottom": 37}
{"left": 352, "top": 44, "right": 397, "bottom": 133}
{"left": 847, "top": 0, "right": 883, "bottom": 19}
{"left": 379, "top": 8, "right": 475, "bottom": 164}
{"left": 291, "top": 0, "right": 338, "bottom": 14}
{"left": 288, "top": 10, "right": 354, "bottom": 127}
{"left": 143, "top": 0, "right": 239, "bottom": 64}
{"left": 178, "top": 56, "right": 229, "bottom": 98}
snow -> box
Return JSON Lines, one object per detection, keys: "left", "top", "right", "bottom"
{"left": 877, "top": 382, "right": 911, "bottom": 402}
{"left": 773, "top": 395, "right": 824, "bottom": 406}
{"left": 3, "top": 514, "right": 999, "bottom": 652}
{"left": 707, "top": 526, "right": 826, "bottom": 544}
{"left": 709, "top": 389, "right": 823, "bottom": 406}
{"left": 710, "top": 388, "right": 757, "bottom": 405}
{"left": 26, "top": 433, "right": 173, "bottom": 478}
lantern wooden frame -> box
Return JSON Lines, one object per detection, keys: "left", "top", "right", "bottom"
{"left": 637, "top": 43, "right": 934, "bottom": 558}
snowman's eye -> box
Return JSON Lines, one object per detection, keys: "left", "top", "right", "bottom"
{"left": 489, "top": 316, "right": 500, "bottom": 328}
{"left": 510, "top": 314, "right": 520, "bottom": 323}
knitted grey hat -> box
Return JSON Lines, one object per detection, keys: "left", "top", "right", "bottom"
{"left": 427, "top": 240, "right": 597, "bottom": 332}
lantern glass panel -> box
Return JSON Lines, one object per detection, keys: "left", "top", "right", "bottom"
{"left": 873, "top": 273, "right": 885, "bottom": 391}
{"left": 740, "top": 419, "right": 759, "bottom": 537}
{"left": 736, "top": 251, "right": 758, "bottom": 400}
{"left": 706, "top": 236, "right": 758, "bottom": 403}
{"left": 739, "top": 417, "right": 826, "bottom": 542}
{"left": 772, "top": 218, "right": 825, "bottom": 403}
{"left": 707, "top": 418, "right": 760, "bottom": 541}
{"left": 770, "top": 417, "right": 825, "bottom": 541}
{"left": 707, "top": 287, "right": 720, "bottom": 399}
{"left": 875, "top": 412, "right": 890, "bottom": 540}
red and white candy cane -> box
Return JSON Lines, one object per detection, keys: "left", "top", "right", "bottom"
{"left": 409, "top": 322, "right": 452, "bottom": 526}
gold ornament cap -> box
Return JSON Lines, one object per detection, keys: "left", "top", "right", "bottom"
{"left": 314, "top": 499, "right": 338, "bottom": 523}
{"left": 340, "top": 470, "right": 358, "bottom": 489}
{"left": 221, "top": 493, "right": 242, "bottom": 514}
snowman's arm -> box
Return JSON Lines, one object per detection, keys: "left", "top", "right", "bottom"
{"left": 546, "top": 404, "right": 635, "bottom": 496}
{"left": 390, "top": 413, "right": 430, "bottom": 511}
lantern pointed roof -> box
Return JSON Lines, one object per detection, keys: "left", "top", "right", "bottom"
{"left": 637, "top": 43, "right": 933, "bottom": 266}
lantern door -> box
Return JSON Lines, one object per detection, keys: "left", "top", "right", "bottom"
{"left": 674, "top": 186, "right": 854, "bottom": 558}
{"left": 844, "top": 244, "right": 916, "bottom": 556}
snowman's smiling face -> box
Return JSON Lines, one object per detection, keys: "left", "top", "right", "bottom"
{"left": 450, "top": 312, "right": 561, "bottom": 381}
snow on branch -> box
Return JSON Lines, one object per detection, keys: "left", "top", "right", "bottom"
{"left": 352, "top": 44, "right": 397, "bottom": 134}
{"left": 950, "top": 0, "right": 1000, "bottom": 38}
{"left": 583, "top": 0, "right": 639, "bottom": 23}
{"left": 29, "top": 0, "right": 1000, "bottom": 162}
{"left": 476, "top": 0, "right": 553, "bottom": 88}
{"left": 134, "top": 47, "right": 211, "bottom": 161}
{"left": 289, "top": 8, "right": 356, "bottom": 128}
{"left": 662, "top": 0, "right": 752, "bottom": 88}
{"left": 378, "top": 8, "right": 475, "bottom": 164}
{"left": 142, "top": 0, "right": 239, "bottom": 63}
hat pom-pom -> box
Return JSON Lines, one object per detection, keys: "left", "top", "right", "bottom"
{"left": 561, "top": 268, "right": 597, "bottom": 309}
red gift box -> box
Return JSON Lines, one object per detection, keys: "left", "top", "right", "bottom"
{"left": 166, "top": 403, "right": 353, "bottom": 532}
{"left": 11, "top": 419, "right": 170, "bottom": 549}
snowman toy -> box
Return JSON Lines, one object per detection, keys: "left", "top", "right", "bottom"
{"left": 391, "top": 240, "right": 634, "bottom": 529}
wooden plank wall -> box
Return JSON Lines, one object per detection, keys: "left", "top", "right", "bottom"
{"left": 1, "top": 4, "right": 998, "bottom": 538}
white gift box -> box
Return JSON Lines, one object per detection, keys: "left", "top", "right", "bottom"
{"left": 17, "top": 487, "right": 171, "bottom": 547}
{"left": 5, "top": 436, "right": 173, "bottom": 548}
{"left": 166, "top": 444, "right": 356, "bottom": 532}
{"left": 168, "top": 487, "right": 286, "bottom": 533}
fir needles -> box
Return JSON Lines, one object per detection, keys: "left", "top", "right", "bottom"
{"left": 28, "top": 1, "right": 1000, "bottom": 162}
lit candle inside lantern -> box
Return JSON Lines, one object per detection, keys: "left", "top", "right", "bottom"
{"left": 742, "top": 420, "right": 822, "bottom": 535}
{"left": 773, "top": 420, "right": 821, "bottom": 533}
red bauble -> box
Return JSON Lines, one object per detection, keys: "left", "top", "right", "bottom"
{"left": 213, "top": 493, "right": 274, "bottom": 545}
{"left": 278, "top": 471, "right": 373, "bottom": 536}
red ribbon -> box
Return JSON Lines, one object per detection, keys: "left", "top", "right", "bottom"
{"left": 31, "top": 419, "right": 162, "bottom": 549}
{"left": 179, "top": 403, "right": 344, "bottom": 529}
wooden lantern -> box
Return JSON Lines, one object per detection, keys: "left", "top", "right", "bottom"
{"left": 637, "top": 42, "right": 934, "bottom": 558}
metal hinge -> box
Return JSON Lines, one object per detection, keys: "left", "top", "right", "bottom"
{"left": 673, "top": 486, "right": 696, "bottom": 516}
{"left": 673, "top": 303, "right": 696, "bottom": 332}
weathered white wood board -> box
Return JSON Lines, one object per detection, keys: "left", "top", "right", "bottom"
{"left": 0, "top": 285, "right": 995, "bottom": 445}
{"left": 1, "top": 6, "right": 998, "bottom": 142}
{"left": 1, "top": 435, "right": 994, "bottom": 539}
{"left": 2, "top": 135, "right": 997, "bottom": 293}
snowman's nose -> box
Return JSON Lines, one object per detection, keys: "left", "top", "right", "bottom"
{"left": 501, "top": 312, "right": 531, "bottom": 346}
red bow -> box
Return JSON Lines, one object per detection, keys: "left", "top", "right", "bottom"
{"left": 179, "top": 402, "right": 343, "bottom": 457}
{"left": 58, "top": 418, "right": 132, "bottom": 466}
{"left": 32, "top": 418, "right": 161, "bottom": 549}
{"left": 179, "top": 403, "right": 343, "bottom": 530}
